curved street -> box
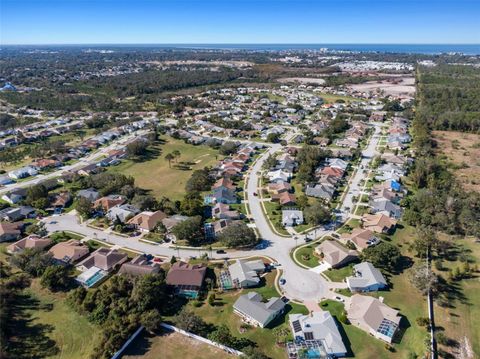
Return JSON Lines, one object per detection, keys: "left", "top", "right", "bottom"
{"left": 43, "top": 123, "right": 382, "bottom": 303}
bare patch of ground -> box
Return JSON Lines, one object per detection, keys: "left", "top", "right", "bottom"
{"left": 277, "top": 77, "right": 326, "bottom": 85}
{"left": 348, "top": 76, "right": 415, "bottom": 99}
{"left": 433, "top": 130, "right": 480, "bottom": 192}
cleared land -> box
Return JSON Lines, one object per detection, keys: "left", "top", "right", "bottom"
{"left": 277, "top": 77, "right": 326, "bottom": 85}
{"left": 110, "top": 137, "right": 222, "bottom": 200}
{"left": 348, "top": 76, "right": 415, "bottom": 99}
{"left": 433, "top": 130, "right": 480, "bottom": 192}
{"left": 122, "top": 330, "right": 235, "bottom": 359}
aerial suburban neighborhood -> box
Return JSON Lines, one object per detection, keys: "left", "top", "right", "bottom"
{"left": 1, "top": 4, "right": 480, "bottom": 359}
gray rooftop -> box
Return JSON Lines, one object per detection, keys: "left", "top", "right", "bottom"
{"left": 233, "top": 292, "right": 285, "bottom": 327}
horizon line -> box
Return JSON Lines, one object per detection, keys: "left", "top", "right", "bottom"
{"left": 2, "top": 42, "right": 480, "bottom": 46}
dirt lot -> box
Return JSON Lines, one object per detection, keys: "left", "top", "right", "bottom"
{"left": 277, "top": 77, "right": 326, "bottom": 85}
{"left": 121, "top": 331, "right": 235, "bottom": 359}
{"left": 433, "top": 130, "right": 480, "bottom": 192}
{"left": 348, "top": 76, "right": 415, "bottom": 99}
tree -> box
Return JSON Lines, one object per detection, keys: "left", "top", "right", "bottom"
{"left": 217, "top": 222, "right": 258, "bottom": 248}
{"left": 266, "top": 132, "right": 281, "bottom": 143}
{"left": 131, "top": 273, "right": 167, "bottom": 313}
{"left": 75, "top": 196, "right": 93, "bottom": 219}
{"left": 140, "top": 309, "right": 163, "bottom": 333}
{"left": 25, "top": 184, "right": 49, "bottom": 209}
{"left": 296, "top": 195, "right": 309, "bottom": 210}
{"left": 219, "top": 141, "right": 238, "bottom": 155}
{"left": 165, "top": 153, "right": 175, "bottom": 168}
{"left": 10, "top": 248, "right": 53, "bottom": 277}
{"left": 180, "top": 192, "right": 204, "bottom": 216}
{"left": 411, "top": 226, "right": 438, "bottom": 258}
{"left": 409, "top": 263, "right": 440, "bottom": 296}
{"left": 126, "top": 139, "right": 148, "bottom": 158}
{"left": 40, "top": 265, "right": 70, "bottom": 291}
{"left": 186, "top": 168, "right": 213, "bottom": 192}
{"left": 174, "top": 308, "right": 211, "bottom": 337}
{"left": 172, "top": 216, "right": 204, "bottom": 246}
{"left": 304, "top": 202, "right": 331, "bottom": 225}
{"left": 172, "top": 150, "right": 181, "bottom": 162}
{"left": 361, "top": 242, "right": 401, "bottom": 272}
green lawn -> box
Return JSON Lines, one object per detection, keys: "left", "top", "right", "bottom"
{"left": 263, "top": 201, "right": 290, "bottom": 236}
{"left": 178, "top": 271, "right": 308, "bottom": 359}
{"left": 293, "top": 244, "right": 321, "bottom": 268}
{"left": 109, "top": 136, "right": 222, "bottom": 200}
{"left": 319, "top": 93, "right": 363, "bottom": 104}
{"left": 323, "top": 263, "right": 355, "bottom": 282}
{"left": 7, "top": 279, "right": 101, "bottom": 359}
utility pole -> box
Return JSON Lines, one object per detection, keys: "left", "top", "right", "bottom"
{"left": 427, "top": 246, "right": 437, "bottom": 359}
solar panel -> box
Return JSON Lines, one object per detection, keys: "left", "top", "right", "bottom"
{"left": 292, "top": 320, "right": 302, "bottom": 332}
{"left": 304, "top": 332, "right": 314, "bottom": 340}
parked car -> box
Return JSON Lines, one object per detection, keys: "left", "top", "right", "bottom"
{"left": 216, "top": 249, "right": 226, "bottom": 254}
{"left": 279, "top": 278, "right": 286, "bottom": 285}
{"left": 334, "top": 296, "right": 345, "bottom": 303}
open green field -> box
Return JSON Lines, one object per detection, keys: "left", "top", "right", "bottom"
{"left": 7, "top": 279, "right": 101, "bottom": 359}
{"left": 293, "top": 243, "right": 321, "bottom": 268}
{"left": 178, "top": 271, "right": 308, "bottom": 359}
{"left": 122, "top": 330, "right": 235, "bottom": 359}
{"left": 109, "top": 136, "right": 222, "bottom": 200}
{"left": 319, "top": 92, "right": 363, "bottom": 104}
{"left": 323, "top": 263, "right": 355, "bottom": 282}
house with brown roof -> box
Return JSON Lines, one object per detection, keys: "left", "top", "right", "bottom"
{"left": 6, "top": 235, "right": 52, "bottom": 254}
{"left": 50, "top": 191, "right": 72, "bottom": 209}
{"left": 321, "top": 167, "right": 344, "bottom": 178}
{"left": 0, "top": 222, "right": 22, "bottom": 242}
{"left": 212, "top": 177, "right": 235, "bottom": 191}
{"left": 93, "top": 194, "right": 125, "bottom": 211}
{"left": 347, "top": 295, "right": 401, "bottom": 343}
{"left": 166, "top": 262, "right": 207, "bottom": 298}
{"left": 268, "top": 181, "right": 292, "bottom": 194}
{"left": 212, "top": 203, "right": 240, "bottom": 220}
{"left": 362, "top": 213, "right": 397, "bottom": 234}
{"left": 32, "top": 158, "right": 61, "bottom": 170}
{"left": 127, "top": 210, "right": 167, "bottom": 232}
{"left": 271, "top": 192, "right": 296, "bottom": 206}
{"left": 48, "top": 239, "right": 89, "bottom": 264}
{"left": 342, "top": 228, "right": 380, "bottom": 251}
{"left": 119, "top": 254, "right": 161, "bottom": 276}
{"left": 315, "top": 240, "right": 358, "bottom": 268}
{"left": 77, "top": 247, "right": 128, "bottom": 273}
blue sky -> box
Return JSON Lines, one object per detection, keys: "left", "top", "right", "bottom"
{"left": 1, "top": 0, "right": 479, "bottom": 44}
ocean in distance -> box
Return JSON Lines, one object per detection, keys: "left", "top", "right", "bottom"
{"left": 167, "top": 43, "right": 480, "bottom": 55}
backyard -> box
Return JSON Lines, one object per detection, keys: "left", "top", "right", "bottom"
{"left": 109, "top": 136, "right": 222, "bottom": 200}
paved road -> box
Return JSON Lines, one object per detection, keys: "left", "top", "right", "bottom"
{"left": 0, "top": 130, "right": 149, "bottom": 195}
{"left": 43, "top": 124, "right": 382, "bottom": 303}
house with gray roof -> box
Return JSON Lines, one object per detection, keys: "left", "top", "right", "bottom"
{"left": 289, "top": 311, "right": 347, "bottom": 358}
{"left": 233, "top": 292, "right": 285, "bottom": 328}
{"left": 77, "top": 188, "right": 100, "bottom": 202}
{"left": 346, "top": 262, "right": 388, "bottom": 292}
{"left": 106, "top": 204, "right": 140, "bottom": 223}
{"left": 305, "top": 183, "right": 335, "bottom": 201}
{"left": 228, "top": 259, "right": 265, "bottom": 288}
{"left": 347, "top": 295, "right": 401, "bottom": 343}
{"left": 282, "top": 209, "right": 304, "bottom": 227}
{"left": 369, "top": 198, "right": 402, "bottom": 219}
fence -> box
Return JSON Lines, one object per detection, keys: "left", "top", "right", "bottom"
{"left": 160, "top": 323, "right": 244, "bottom": 357}
{"left": 111, "top": 326, "right": 144, "bottom": 359}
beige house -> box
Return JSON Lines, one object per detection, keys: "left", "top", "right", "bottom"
{"left": 49, "top": 239, "right": 89, "bottom": 264}
{"left": 342, "top": 228, "right": 379, "bottom": 250}
{"left": 127, "top": 210, "right": 167, "bottom": 232}
{"left": 362, "top": 213, "right": 397, "bottom": 233}
{"left": 347, "top": 294, "right": 401, "bottom": 343}
{"left": 7, "top": 235, "right": 52, "bottom": 254}
{"left": 315, "top": 240, "right": 358, "bottom": 268}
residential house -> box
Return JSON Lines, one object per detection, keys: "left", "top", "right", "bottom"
{"left": 346, "top": 262, "right": 388, "bottom": 292}
{"left": 362, "top": 213, "right": 396, "bottom": 234}
{"left": 49, "top": 239, "right": 89, "bottom": 264}
{"left": 267, "top": 169, "right": 292, "bottom": 183}
{"left": 342, "top": 228, "right": 379, "bottom": 251}
{"left": 233, "top": 292, "right": 285, "bottom": 328}
{"left": 282, "top": 209, "right": 304, "bottom": 227}
{"left": 268, "top": 181, "right": 292, "bottom": 194}
{"left": 305, "top": 183, "right": 335, "bottom": 201}
{"left": 77, "top": 188, "right": 100, "bottom": 202}
{"left": 347, "top": 295, "right": 401, "bottom": 343}
{"left": 315, "top": 240, "right": 358, "bottom": 268}
{"left": 370, "top": 198, "right": 402, "bottom": 219}
{"left": 7, "top": 235, "right": 52, "bottom": 254}
{"left": 289, "top": 311, "right": 347, "bottom": 358}
{"left": 212, "top": 203, "right": 240, "bottom": 220}
{"left": 212, "top": 177, "right": 235, "bottom": 191}
{"left": 2, "top": 188, "right": 27, "bottom": 204}
{"left": 106, "top": 204, "right": 140, "bottom": 223}
{"left": 321, "top": 167, "right": 344, "bottom": 178}
{"left": 77, "top": 247, "right": 128, "bottom": 272}
{"left": 228, "top": 259, "right": 265, "bottom": 288}
{"left": 0, "top": 222, "right": 22, "bottom": 242}
{"left": 119, "top": 254, "right": 161, "bottom": 276}
{"left": 127, "top": 210, "right": 167, "bottom": 232}
{"left": 8, "top": 166, "right": 38, "bottom": 180}
{"left": 166, "top": 262, "right": 207, "bottom": 298}
{"left": 0, "top": 206, "right": 35, "bottom": 222}
{"left": 50, "top": 191, "right": 72, "bottom": 210}
{"left": 211, "top": 187, "right": 237, "bottom": 204}
{"left": 93, "top": 194, "right": 125, "bottom": 212}
{"left": 271, "top": 192, "right": 296, "bottom": 206}
{"left": 0, "top": 175, "right": 14, "bottom": 186}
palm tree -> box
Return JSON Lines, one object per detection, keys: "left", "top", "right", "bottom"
{"left": 172, "top": 150, "right": 181, "bottom": 162}
{"left": 165, "top": 153, "right": 175, "bottom": 168}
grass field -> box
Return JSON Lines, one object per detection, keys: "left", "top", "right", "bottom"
{"left": 323, "top": 263, "right": 355, "bottom": 282}
{"left": 110, "top": 136, "right": 222, "bottom": 200}
{"left": 318, "top": 92, "right": 363, "bottom": 104}
{"left": 122, "top": 330, "right": 235, "bottom": 359}
{"left": 433, "top": 130, "right": 480, "bottom": 192}
{"left": 178, "top": 271, "right": 308, "bottom": 359}
{"left": 7, "top": 279, "right": 101, "bottom": 359}
{"left": 293, "top": 243, "right": 321, "bottom": 268}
